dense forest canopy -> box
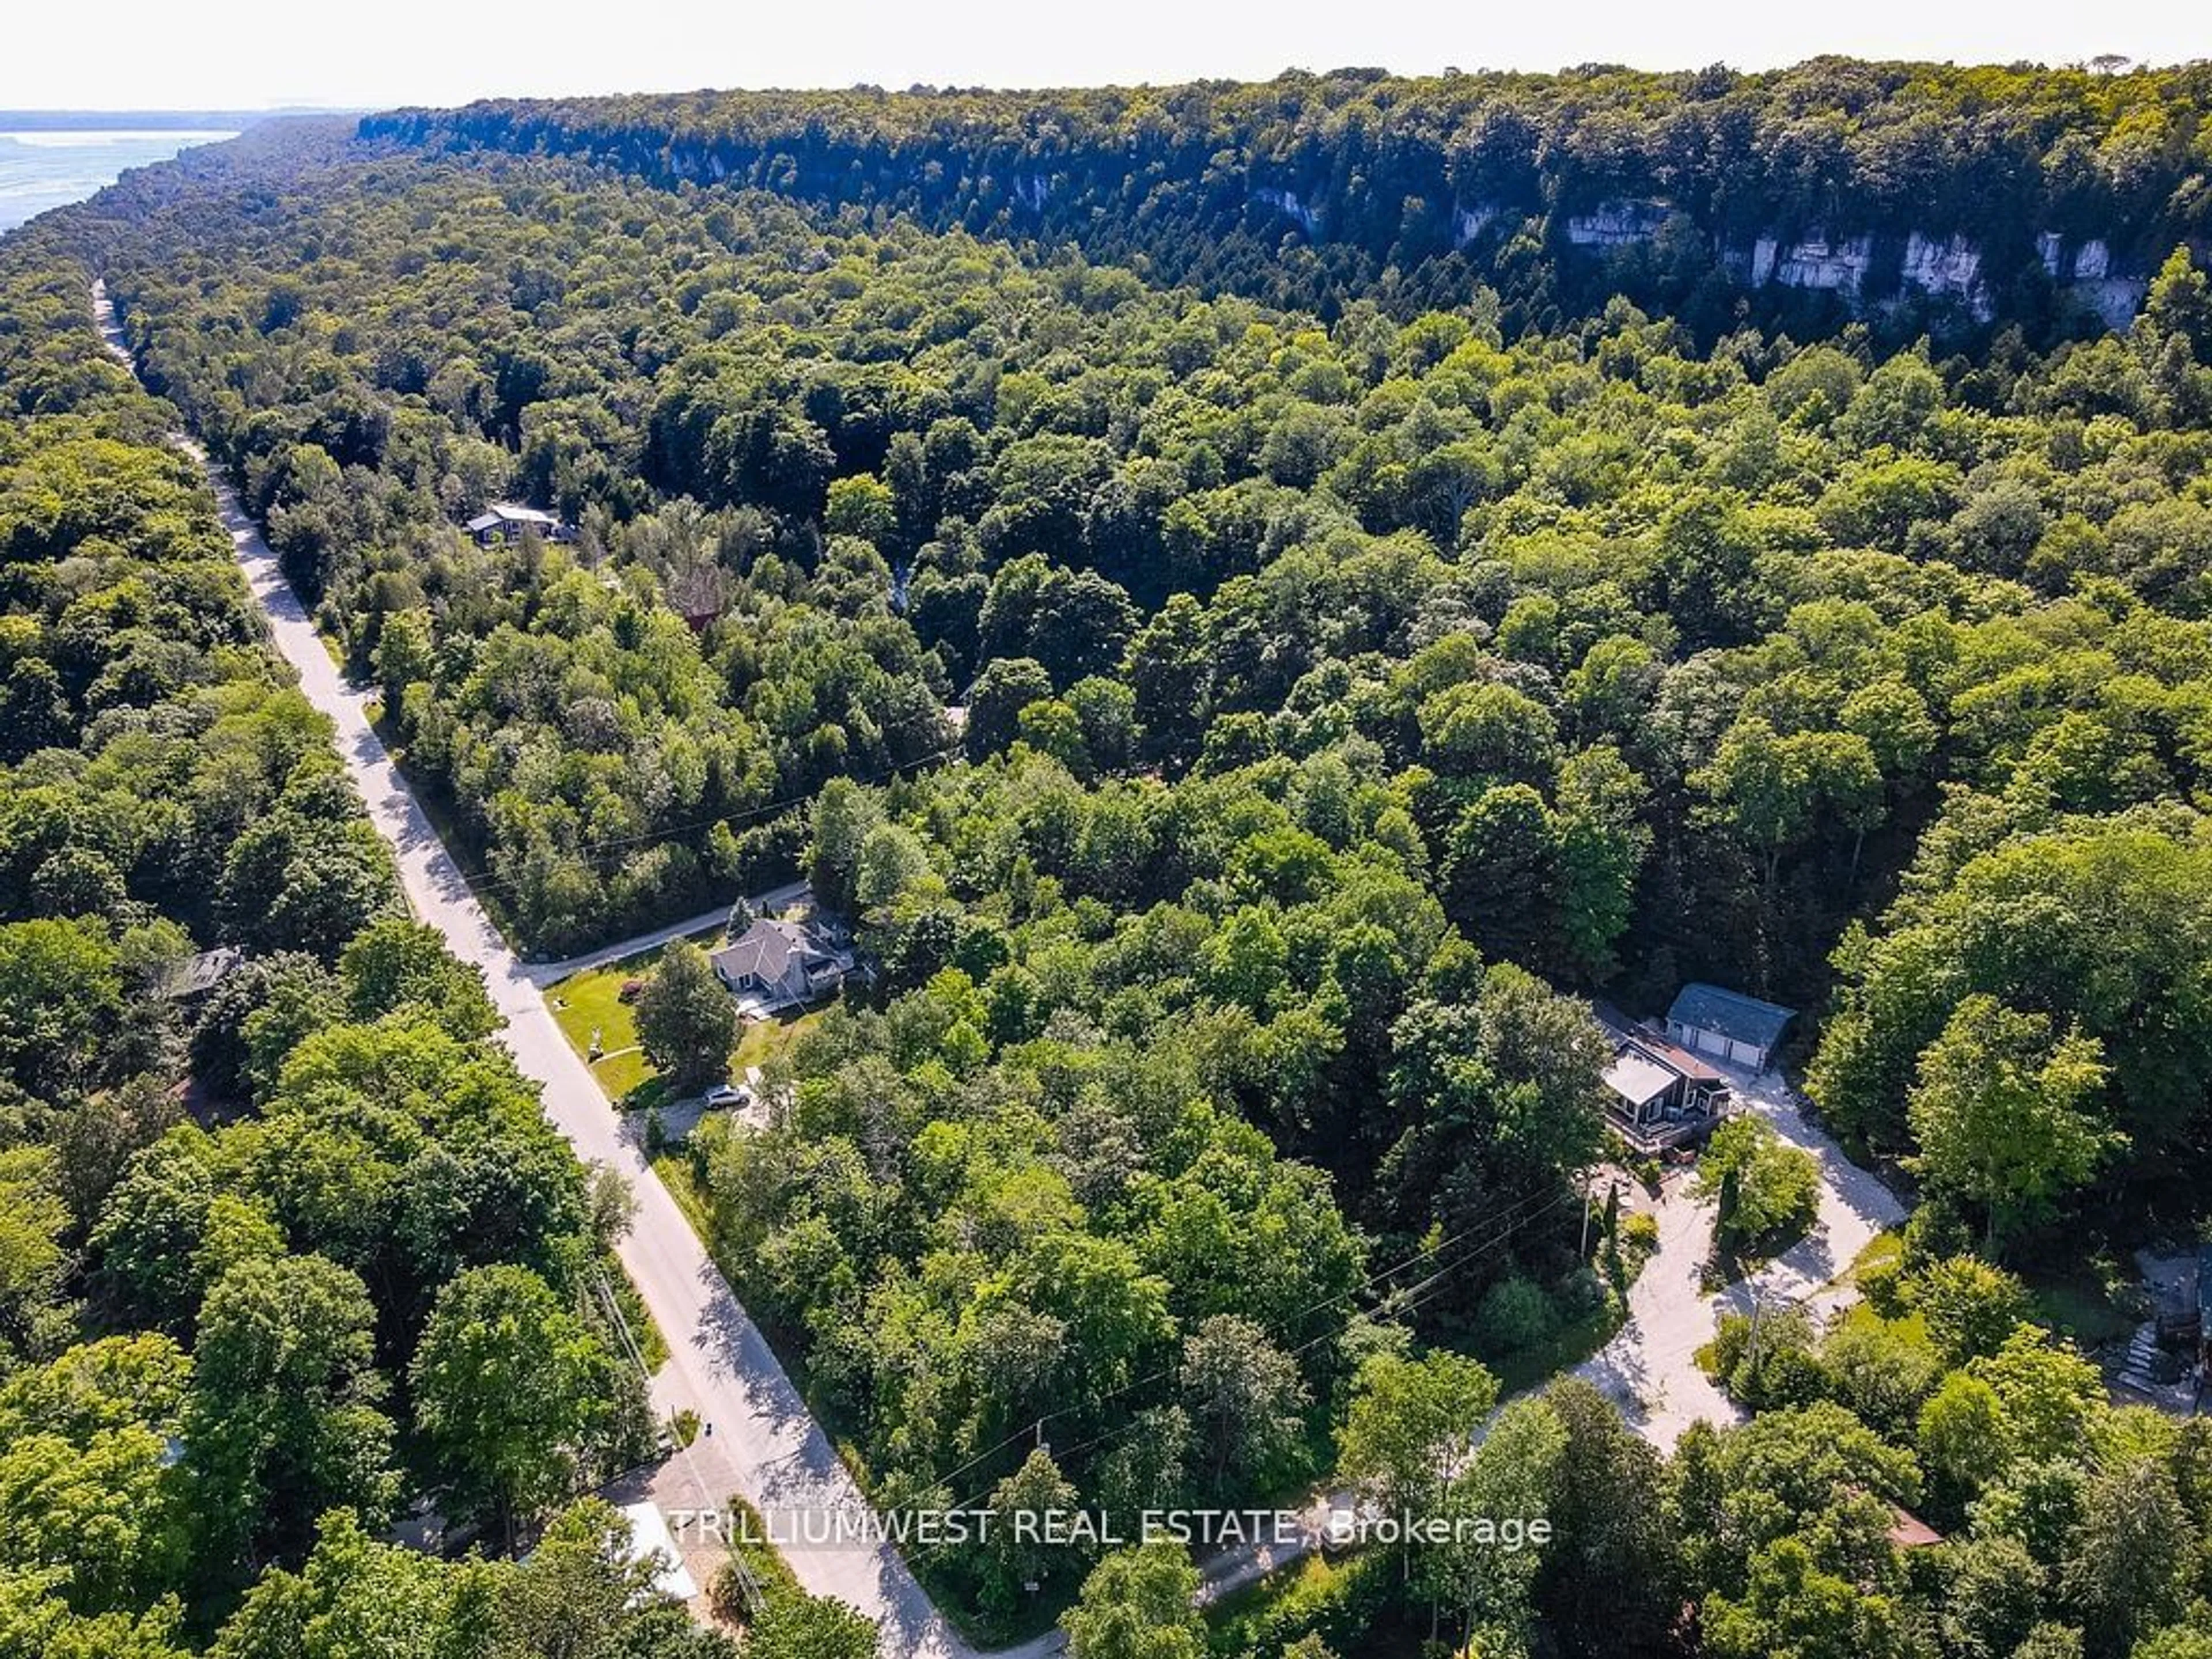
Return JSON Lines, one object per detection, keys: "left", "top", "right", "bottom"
{"left": 0, "top": 237, "right": 792, "bottom": 1656}
{"left": 364, "top": 59, "right": 2212, "bottom": 338}
{"left": 9, "top": 55, "right": 2212, "bottom": 1659}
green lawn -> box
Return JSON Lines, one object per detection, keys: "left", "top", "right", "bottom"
{"left": 548, "top": 953, "right": 666, "bottom": 1105}
{"left": 548, "top": 946, "right": 824, "bottom": 1110}
{"left": 2028, "top": 1267, "right": 2143, "bottom": 1347}
{"left": 734, "top": 1010, "right": 818, "bottom": 1074}
{"left": 1845, "top": 1229, "right": 1906, "bottom": 1283}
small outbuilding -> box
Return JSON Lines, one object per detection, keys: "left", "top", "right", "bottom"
{"left": 155, "top": 946, "right": 244, "bottom": 1003}
{"left": 1665, "top": 983, "right": 1796, "bottom": 1072}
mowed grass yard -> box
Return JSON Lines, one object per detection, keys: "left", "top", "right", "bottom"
{"left": 548, "top": 939, "right": 821, "bottom": 1112}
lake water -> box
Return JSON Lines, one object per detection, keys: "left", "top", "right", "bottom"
{"left": 0, "top": 129, "right": 237, "bottom": 233}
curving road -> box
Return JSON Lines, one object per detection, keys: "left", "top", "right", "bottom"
{"left": 93, "top": 282, "right": 1052, "bottom": 1659}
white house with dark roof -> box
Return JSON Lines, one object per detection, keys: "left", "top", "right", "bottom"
{"left": 1596, "top": 1006, "right": 1732, "bottom": 1151}
{"left": 463, "top": 502, "right": 572, "bottom": 546}
{"left": 1665, "top": 982, "right": 1796, "bottom": 1072}
{"left": 709, "top": 918, "right": 850, "bottom": 1015}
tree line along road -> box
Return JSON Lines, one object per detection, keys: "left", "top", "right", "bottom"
{"left": 92, "top": 279, "right": 1055, "bottom": 1659}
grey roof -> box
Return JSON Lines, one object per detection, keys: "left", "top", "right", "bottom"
{"left": 158, "top": 946, "right": 243, "bottom": 999}
{"left": 466, "top": 502, "right": 562, "bottom": 534}
{"left": 1666, "top": 982, "right": 1795, "bottom": 1050}
{"left": 710, "top": 919, "right": 827, "bottom": 986}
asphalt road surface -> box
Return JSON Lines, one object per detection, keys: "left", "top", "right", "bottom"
{"left": 94, "top": 282, "right": 1051, "bottom": 1659}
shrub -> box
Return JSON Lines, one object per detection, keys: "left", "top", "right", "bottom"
{"left": 1474, "top": 1275, "right": 1559, "bottom": 1356}
{"left": 1709, "top": 1303, "right": 1825, "bottom": 1408}
{"left": 1698, "top": 1116, "right": 1820, "bottom": 1255}
{"left": 1908, "top": 1255, "right": 2033, "bottom": 1366}
{"left": 1611, "top": 1210, "right": 1662, "bottom": 1290}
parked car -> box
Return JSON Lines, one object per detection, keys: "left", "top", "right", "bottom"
{"left": 703, "top": 1084, "right": 753, "bottom": 1109}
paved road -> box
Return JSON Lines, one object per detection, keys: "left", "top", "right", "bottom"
{"left": 93, "top": 282, "right": 1050, "bottom": 1659}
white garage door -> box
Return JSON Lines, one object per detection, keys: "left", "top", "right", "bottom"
{"left": 1728, "top": 1037, "right": 1763, "bottom": 1067}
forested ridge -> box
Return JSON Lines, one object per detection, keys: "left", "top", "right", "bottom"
{"left": 365, "top": 60, "right": 2212, "bottom": 338}
{"left": 9, "top": 58, "right": 2212, "bottom": 1659}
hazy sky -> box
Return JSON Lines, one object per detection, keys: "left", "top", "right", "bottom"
{"left": 3, "top": 0, "right": 2202, "bottom": 112}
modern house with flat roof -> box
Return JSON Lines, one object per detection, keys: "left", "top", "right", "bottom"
{"left": 1665, "top": 982, "right": 1796, "bottom": 1073}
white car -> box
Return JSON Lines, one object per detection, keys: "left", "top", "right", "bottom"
{"left": 703, "top": 1084, "right": 753, "bottom": 1109}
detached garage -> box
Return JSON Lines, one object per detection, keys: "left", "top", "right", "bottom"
{"left": 1665, "top": 983, "right": 1796, "bottom": 1073}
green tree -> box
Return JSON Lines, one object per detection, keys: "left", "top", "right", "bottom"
{"left": 1060, "top": 1541, "right": 1204, "bottom": 1659}
{"left": 408, "top": 1264, "right": 613, "bottom": 1541}
{"left": 337, "top": 918, "right": 498, "bottom": 1039}
{"left": 1338, "top": 1350, "right": 1499, "bottom": 1543}
{"left": 207, "top": 1508, "right": 460, "bottom": 1659}
{"left": 0, "top": 1567, "right": 189, "bottom": 1659}
{"left": 1910, "top": 1255, "right": 2033, "bottom": 1366}
{"left": 1536, "top": 1378, "right": 1679, "bottom": 1658}
{"left": 746, "top": 1586, "right": 874, "bottom": 1659}
{"left": 0, "top": 1149, "right": 69, "bottom": 1362}
{"left": 0, "top": 918, "right": 122, "bottom": 1097}
{"left": 1907, "top": 996, "right": 2116, "bottom": 1252}
{"left": 824, "top": 473, "right": 897, "bottom": 544}
{"left": 1916, "top": 1373, "right": 2013, "bottom": 1502}
{"left": 1177, "top": 1313, "right": 1308, "bottom": 1494}
{"left": 635, "top": 942, "right": 738, "bottom": 1094}
{"left": 982, "top": 1448, "right": 1083, "bottom": 1616}
{"left": 1937, "top": 1534, "right": 2046, "bottom": 1659}
{"left": 182, "top": 1255, "right": 397, "bottom": 1577}
{"left": 0, "top": 1425, "right": 183, "bottom": 1615}
{"left": 1434, "top": 1396, "right": 1566, "bottom": 1652}
{"left": 1969, "top": 1329, "right": 2103, "bottom": 1464}
{"left": 1695, "top": 1118, "right": 1819, "bottom": 1255}
{"left": 1704, "top": 1536, "right": 1910, "bottom": 1659}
